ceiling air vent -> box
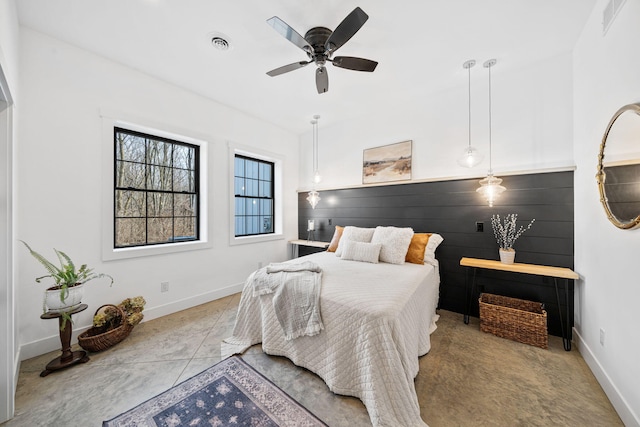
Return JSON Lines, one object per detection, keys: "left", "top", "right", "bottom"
{"left": 603, "top": 0, "right": 627, "bottom": 35}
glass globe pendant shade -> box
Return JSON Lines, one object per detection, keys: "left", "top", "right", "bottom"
{"left": 307, "top": 190, "right": 321, "bottom": 209}
{"left": 476, "top": 173, "right": 506, "bottom": 207}
{"left": 313, "top": 170, "right": 322, "bottom": 184}
{"left": 457, "top": 146, "right": 484, "bottom": 168}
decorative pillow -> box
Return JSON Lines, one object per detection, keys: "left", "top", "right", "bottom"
{"left": 370, "top": 226, "right": 414, "bottom": 264}
{"left": 326, "top": 226, "right": 344, "bottom": 252}
{"left": 340, "top": 241, "right": 381, "bottom": 264}
{"left": 424, "top": 233, "right": 444, "bottom": 266}
{"left": 335, "top": 226, "right": 376, "bottom": 256}
{"left": 405, "top": 233, "right": 431, "bottom": 264}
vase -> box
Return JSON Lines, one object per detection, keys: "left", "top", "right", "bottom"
{"left": 44, "top": 283, "right": 85, "bottom": 313}
{"left": 499, "top": 248, "right": 516, "bottom": 264}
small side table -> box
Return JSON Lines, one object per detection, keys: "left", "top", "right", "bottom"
{"left": 288, "top": 239, "right": 330, "bottom": 259}
{"left": 40, "top": 303, "right": 90, "bottom": 377}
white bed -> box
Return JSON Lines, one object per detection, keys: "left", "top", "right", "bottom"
{"left": 222, "top": 251, "right": 440, "bottom": 427}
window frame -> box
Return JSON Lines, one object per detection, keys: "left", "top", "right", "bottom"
{"left": 101, "top": 112, "right": 210, "bottom": 261}
{"left": 113, "top": 127, "right": 200, "bottom": 248}
{"left": 233, "top": 154, "right": 275, "bottom": 238}
{"left": 228, "top": 142, "right": 283, "bottom": 246}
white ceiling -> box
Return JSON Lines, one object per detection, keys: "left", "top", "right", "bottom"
{"left": 16, "top": 0, "right": 596, "bottom": 135}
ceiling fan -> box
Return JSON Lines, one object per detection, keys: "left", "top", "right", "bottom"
{"left": 266, "top": 7, "right": 378, "bottom": 94}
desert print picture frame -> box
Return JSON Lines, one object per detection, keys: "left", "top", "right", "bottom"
{"left": 363, "top": 140, "right": 412, "bottom": 184}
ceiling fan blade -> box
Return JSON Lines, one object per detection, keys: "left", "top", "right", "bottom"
{"left": 266, "top": 61, "right": 311, "bottom": 77}
{"left": 316, "top": 67, "right": 329, "bottom": 94}
{"left": 267, "top": 16, "right": 312, "bottom": 53}
{"left": 325, "top": 7, "right": 369, "bottom": 53}
{"left": 332, "top": 56, "right": 378, "bottom": 72}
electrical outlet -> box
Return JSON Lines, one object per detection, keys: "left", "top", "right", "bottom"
{"left": 476, "top": 221, "right": 484, "bottom": 232}
{"left": 600, "top": 328, "right": 605, "bottom": 346}
{"left": 161, "top": 281, "right": 169, "bottom": 293}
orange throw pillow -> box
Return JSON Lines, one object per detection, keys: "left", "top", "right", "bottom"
{"left": 405, "top": 233, "right": 432, "bottom": 264}
{"left": 327, "top": 226, "right": 344, "bottom": 252}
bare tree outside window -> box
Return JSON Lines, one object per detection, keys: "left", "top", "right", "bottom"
{"left": 114, "top": 128, "right": 199, "bottom": 248}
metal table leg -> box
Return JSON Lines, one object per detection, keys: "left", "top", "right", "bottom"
{"left": 464, "top": 267, "right": 477, "bottom": 324}
{"left": 554, "top": 277, "right": 572, "bottom": 351}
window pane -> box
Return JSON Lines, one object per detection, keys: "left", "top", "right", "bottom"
{"left": 260, "top": 181, "right": 272, "bottom": 198}
{"left": 262, "top": 216, "right": 273, "bottom": 233}
{"left": 115, "top": 218, "right": 146, "bottom": 247}
{"left": 235, "top": 198, "right": 245, "bottom": 215}
{"left": 147, "top": 218, "right": 173, "bottom": 243}
{"left": 116, "top": 161, "right": 145, "bottom": 189}
{"left": 173, "top": 168, "right": 195, "bottom": 192}
{"left": 116, "top": 133, "right": 145, "bottom": 162}
{"left": 148, "top": 193, "right": 173, "bottom": 217}
{"left": 246, "top": 179, "right": 259, "bottom": 197}
{"left": 248, "top": 216, "right": 260, "bottom": 234}
{"left": 235, "top": 157, "right": 245, "bottom": 177}
{"left": 234, "top": 177, "right": 245, "bottom": 196}
{"left": 260, "top": 199, "right": 272, "bottom": 216}
{"left": 260, "top": 162, "right": 272, "bottom": 180}
{"left": 146, "top": 140, "right": 172, "bottom": 166}
{"left": 246, "top": 160, "right": 259, "bottom": 179}
{"left": 175, "top": 194, "right": 196, "bottom": 217}
{"left": 173, "top": 145, "right": 195, "bottom": 170}
{"left": 147, "top": 165, "right": 173, "bottom": 191}
{"left": 116, "top": 190, "right": 146, "bottom": 217}
{"left": 174, "top": 217, "right": 196, "bottom": 239}
{"left": 235, "top": 216, "right": 245, "bottom": 236}
{"left": 246, "top": 199, "right": 258, "bottom": 215}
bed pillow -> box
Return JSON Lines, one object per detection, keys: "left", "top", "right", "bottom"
{"left": 371, "top": 226, "right": 414, "bottom": 264}
{"left": 405, "top": 233, "right": 431, "bottom": 264}
{"left": 340, "top": 241, "right": 381, "bottom": 264}
{"left": 326, "top": 225, "right": 344, "bottom": 252}
{"left": 335, "top": 226, "right": 376, "bottom": 256}
{"left": 424, "top": 233, "right": 444, "bottom": 266}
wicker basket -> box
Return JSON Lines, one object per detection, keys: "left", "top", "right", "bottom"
{"left": 78, "top": 304, "right": 134, "bottom": 352}
{"left": 479, "top": 293, "right": 548, "bottom": 349}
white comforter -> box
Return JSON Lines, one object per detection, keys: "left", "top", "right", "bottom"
{"left": 222, "top": 252, "right": 440, "bottom": 427}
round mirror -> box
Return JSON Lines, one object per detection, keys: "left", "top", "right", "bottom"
{"left": 597, "top": 103, "right": 640, "bottom": 229}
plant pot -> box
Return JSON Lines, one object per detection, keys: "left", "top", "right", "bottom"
{"left": 44, "top": 284, "right": 85, "bottom": 313}
{"left": 499, "top": 248, "right": 516, "bottom": 264}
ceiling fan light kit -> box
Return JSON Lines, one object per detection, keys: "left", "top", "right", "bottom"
{"left": 266, "top": 7, "right": 378, "bottom": 94}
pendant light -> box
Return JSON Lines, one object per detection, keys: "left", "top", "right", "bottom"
{"left": 307, "top": 115, "right": 321, "bottom": 209}
{"left": 476, "top": 59, "right": 506, "bottom": 207}
{"left": 457, "top": 59, "right": 484, "bottom": 168}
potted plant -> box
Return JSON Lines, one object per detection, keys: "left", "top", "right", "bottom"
{"left": 490, "top": 214, "right": 535, "bottom": 264}
{"left": 21, "top": 241, "right": 114, "bottom": 324}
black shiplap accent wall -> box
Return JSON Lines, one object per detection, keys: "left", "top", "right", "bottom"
{"left": 298, "top": 171, "right": 574, "bottom": 337}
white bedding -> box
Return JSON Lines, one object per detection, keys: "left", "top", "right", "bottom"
{"left": 222, "top": 251, "right": 440, "bottom": 427}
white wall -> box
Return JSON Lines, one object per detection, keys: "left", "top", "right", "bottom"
{"left": 16, "top": 28, "right": 299, "bottom": 358}
{"left": 299, "top": 52, "right": 575, "bottom": 189}
{"left": 573, "top": 1, "right": 640, "bottom": 425}
{"left": 0, "top": 0, "right": 19, "bottom": 422}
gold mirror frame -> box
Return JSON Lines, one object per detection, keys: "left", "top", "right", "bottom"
{"left": 596, "top": 103, "right": 640, "bottom": 230}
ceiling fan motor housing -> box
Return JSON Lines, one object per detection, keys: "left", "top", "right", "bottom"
{"left": 304, "top": 27, "right": 332, "bottom": 66}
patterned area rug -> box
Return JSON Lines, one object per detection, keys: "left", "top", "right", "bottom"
{"left": 103, "top": 356, "right": 327, "bottom": 427}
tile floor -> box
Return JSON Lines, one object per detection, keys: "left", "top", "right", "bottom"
{"left": 3, "top": 294, "right": 622, "bottom": 426}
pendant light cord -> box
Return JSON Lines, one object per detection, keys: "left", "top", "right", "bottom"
{"left": 488, "top": 63, "right": 492, "bottom": 172}
{"left": 468, "top": 64, "right": 472, "bottom": 149}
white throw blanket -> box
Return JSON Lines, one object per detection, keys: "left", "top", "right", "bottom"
{"left": 251, "top": 261, "right": 323, "bottom": 340}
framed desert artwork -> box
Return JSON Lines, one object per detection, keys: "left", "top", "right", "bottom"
{"left": 362, "top": 140, "right": 412, "bottom": 184}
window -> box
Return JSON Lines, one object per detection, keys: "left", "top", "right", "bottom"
{"left": 114, "top": 127, "right": 199, "bottom": 248}
{"left": 234, "top": 155, "right": 274, "bottom": 237}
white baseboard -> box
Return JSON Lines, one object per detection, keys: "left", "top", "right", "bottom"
{"left": 19, "top": 282, "right": 244, "bottom": 361}
{"left": 573, "top": 328, "right": 640, "bottom": 427}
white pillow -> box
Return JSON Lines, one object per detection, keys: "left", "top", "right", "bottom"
{"left": 424, "top": 233, "right": 444, "bottom": 266}
{"left": 341, "top": 241, "right": 381, "bottom": 264}
{"left": 371, "top": 226, "right": 414, "bottom": 264}
{"left": 335, "top": 226, "right": 376, "bottom": 256}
